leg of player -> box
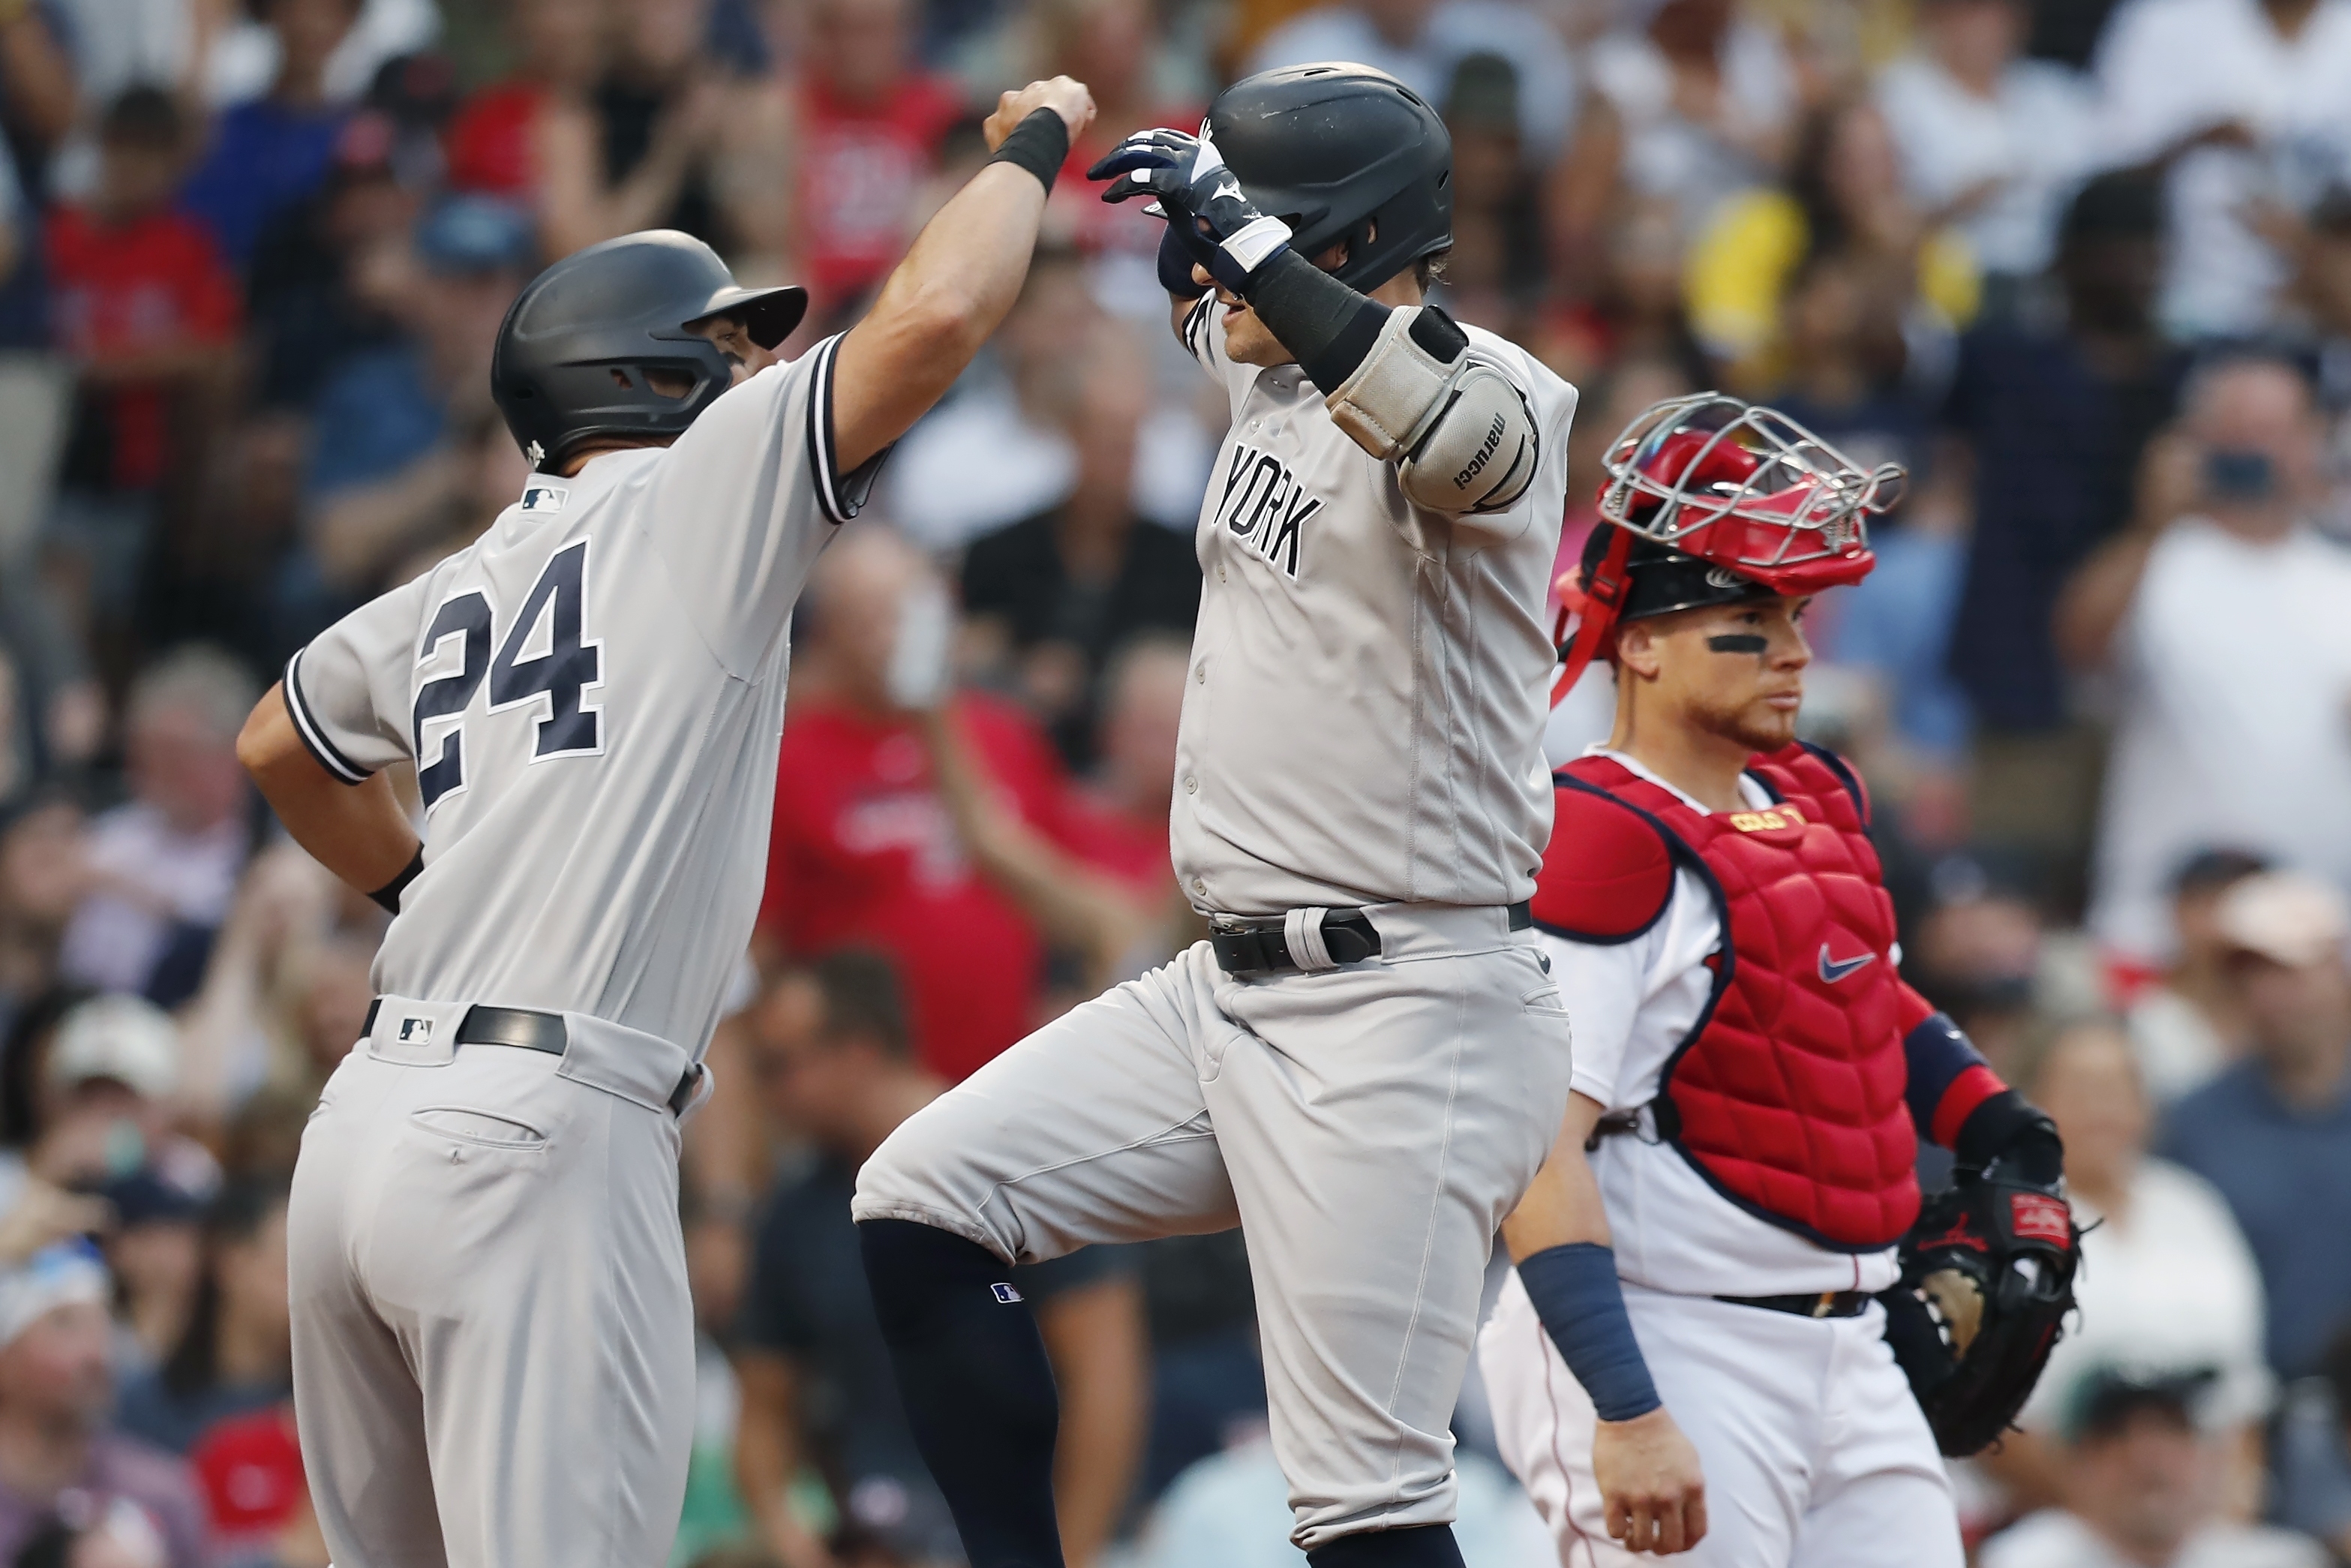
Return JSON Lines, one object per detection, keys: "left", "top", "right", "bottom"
{"left": 1497, "top": 1092, "right": 1708, "bottom": 1555}
{"left": 854, "top": 954, "right": 1246, "bottom": 1568}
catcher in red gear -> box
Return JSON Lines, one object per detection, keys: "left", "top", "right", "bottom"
{"left": 1479, "top": 393, "right": 2079, "bottom": 1566}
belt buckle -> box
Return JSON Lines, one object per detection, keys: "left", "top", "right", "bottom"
{"left": 1812, "top": 1291, "right": 1836, "bottom": 1318}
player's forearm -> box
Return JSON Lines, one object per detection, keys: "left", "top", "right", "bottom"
{"left": 238, "top": 685, "right": 421, "bottom": 898}
{"left": 1500, "top": 1093, "right": 1614, "bottom": 1260}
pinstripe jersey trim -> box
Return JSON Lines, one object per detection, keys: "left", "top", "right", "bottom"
{"left": 806, "top": 332, "right": 890, "bottom": 527}
{"left": 281, "top": 649, "right": 369, "bottom": 785}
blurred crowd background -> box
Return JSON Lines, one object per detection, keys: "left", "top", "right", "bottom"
{"left": 0, "top": 0, "right": 2346, "bottom": 1562}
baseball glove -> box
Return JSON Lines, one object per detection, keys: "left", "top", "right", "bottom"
{"left": 1881, "top": 1171, "right": 2082, "bottom": 1456}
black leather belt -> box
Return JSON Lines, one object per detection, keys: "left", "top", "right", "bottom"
{"left": 1714, "top": 1290, "right": 1871, "bottom": 1319}
{"left": 362, "top": 999, "right": 701, "bottom": 1116}
{"left": 1208, "top": 901, "right": 1533, "bottom": 976}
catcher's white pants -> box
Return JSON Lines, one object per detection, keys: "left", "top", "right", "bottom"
{"left": 288, "top": 1002, "right": 698, "bottom": 1568}
{"left": 1479, "top": 1274, "right": 1962, "bottom": 1568}
{"left": 854, "top": 909, "right": 1574, "bottom": 1551}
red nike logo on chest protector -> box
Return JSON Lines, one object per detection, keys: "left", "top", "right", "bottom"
{"left": 1818, "top": 945, "right": 1878, "bottom": 984}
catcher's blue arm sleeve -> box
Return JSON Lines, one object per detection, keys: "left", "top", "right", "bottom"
{"left": 1518, "top": 1242, "right": 1662, "bottom": 1422}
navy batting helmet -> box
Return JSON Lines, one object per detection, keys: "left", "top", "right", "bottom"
{"left": 1205, "top": 64, "right": 1452, "bottom": 291}
{"left": 491, "top": 230, "right": 808, "bottom": 467}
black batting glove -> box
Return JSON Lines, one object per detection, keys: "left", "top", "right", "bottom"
{"left": 1089, "top": 128, "right": 1293, "bottom": 298}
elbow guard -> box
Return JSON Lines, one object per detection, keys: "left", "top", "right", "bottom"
{"left": 1324, "top": 306, "right": 1539, "bottom": 515}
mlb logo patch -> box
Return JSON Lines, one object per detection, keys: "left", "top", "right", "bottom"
{"left": 521, "top": 485, "right": 569, "bottom": 514}
{"left": 989, "top": 1283, "right": 1024, "bottom": 1304}
{"left": 398, "top": 1017, "right": 434, "bottom": 1044}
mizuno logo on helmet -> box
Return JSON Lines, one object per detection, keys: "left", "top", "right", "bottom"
{"left": 1817, "top": 945, "right": 1877, "bottom": 984}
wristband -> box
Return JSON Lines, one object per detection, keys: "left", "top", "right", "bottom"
{"left": 1246, "top": 248, "right": 1391, "bottom": 387}
{"left": 988, "top": 109, "right": 1070, "bottom": 194}
{"left": 369, "top": 847, "right": 425, "bottom": 915}
{"left": 1518, "top": 1242, "right": 1662, "bottom": 1422}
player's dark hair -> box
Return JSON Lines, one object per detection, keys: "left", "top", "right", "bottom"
{"left": 99, "top": 86, "right": 185, "bottom": 154}
{"left": 811, "top": 949, "right": 911, "bottom": 1059}
{"left": 2169, "top": 846, "right": 2271, "bottom": 898}
{"left": 161, "top": 1176, "right": 293, "bottom": 1399}
{"left": 1412, "top": 248, "right": 1451, "bottom": 294}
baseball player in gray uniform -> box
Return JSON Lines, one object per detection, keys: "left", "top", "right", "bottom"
{"left": 852, "top": 65, "right": 1581, "bottom": 1568}
{"left": 233, "top": 78, "right": 1096, "bottom": 1568}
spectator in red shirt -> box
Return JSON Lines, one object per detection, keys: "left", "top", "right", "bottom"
{"left": 44, "top": 88, "right": 242, "bottom": 632}
{"left": 761, "top": 528, "right": 1079, "bottom": 1084}
{"left": 792, "top": 0, "right": 965, "bottom": 318}
{"left": 440, "top": 0, "right": 608, "bottom": 204}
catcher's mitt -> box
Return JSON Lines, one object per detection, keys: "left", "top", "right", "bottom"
{"left": 1881, "top": 1172, "right": 2082, "bottom": 1456}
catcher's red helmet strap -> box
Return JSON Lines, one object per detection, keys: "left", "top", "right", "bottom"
{"left": 1551, "top": 525, "right": 1633, "bottom": 704}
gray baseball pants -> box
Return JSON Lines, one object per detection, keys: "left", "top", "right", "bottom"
{"left": 852, "top": 901, "right": 1574, "bottom": 1550}
{"left": 287, "top": 998, "right": 700, "bottom": 1568}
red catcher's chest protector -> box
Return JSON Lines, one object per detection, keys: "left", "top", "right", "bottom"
{"left": 1536, "top": 746, "right": 1919, "bottom": 1250}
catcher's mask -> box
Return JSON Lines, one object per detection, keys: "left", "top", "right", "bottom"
{"left": 1551, "top": 393, "right": 1903, "bottom": 702}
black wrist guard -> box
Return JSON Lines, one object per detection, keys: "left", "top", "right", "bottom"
{"left": 369, "top": 847, "right": 425, "bottom": 916}
{"left": 987, "top": 109, "right": 1070, "bottom": 194}
{"left": 1955, "top": 1089, "right": 2064, "bottom": 1186}
{"left": 1246, "top": 248, "right": 1390, "bottom": 389}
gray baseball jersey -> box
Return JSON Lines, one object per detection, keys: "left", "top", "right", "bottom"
{"left": 283, "top": 334, "right": 875, "bottom": 1056}
{"left": 1171, "top": 296, "right": 1579, "bottom": 916}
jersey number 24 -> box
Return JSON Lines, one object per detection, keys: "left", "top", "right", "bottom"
{"left": 412, "top": 539, "right": 602, "bottom": 812}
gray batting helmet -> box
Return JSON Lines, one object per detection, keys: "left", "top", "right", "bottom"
{"left": 491, "top": 230, "right": 808, "bottom": 466}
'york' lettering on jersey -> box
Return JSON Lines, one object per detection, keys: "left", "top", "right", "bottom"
{"left": 1213, "top": 443, "right": 1320, "bottom": 579}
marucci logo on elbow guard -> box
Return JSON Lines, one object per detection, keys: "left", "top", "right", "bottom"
{"left": 1453, "top": 413, "right": 1506, "bottom": 488}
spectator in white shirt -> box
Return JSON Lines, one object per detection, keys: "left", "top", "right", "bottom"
{"left": 56, "top": 648, "right": 256, "bottom": 1004}
{"left": 1982, "top": 1370, "right": 2326, "bottom": 1568}
{"left": 1976, "top": 1015, "right": 2271, "bottom": 1518}
{"left": 1551, "top": 0, "right": 1796, "bottom": 292}
{"left": 2064, "top": 356, "right": 2351, "bottom": 963}
{"left": 1875, "top": 0, "right": 2099, "bottom": 287}
{"left": 2094, "top": 0, "right": 2351, "bottom": 339}
{"left": 1244, "top": 0, "right": 1577, "bottom": 156}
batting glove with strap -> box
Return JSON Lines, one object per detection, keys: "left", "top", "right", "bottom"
{"left": 1089, "top": 128, "right": 1293, "bottom": 299}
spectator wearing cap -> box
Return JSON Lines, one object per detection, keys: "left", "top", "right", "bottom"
{"left": 1245, "top": 0, "right": 1574, "bottom": 161}
{"left": 114, "top": 1178, "right": 290, "bottom": 1457}
{"left": 32, "top": 996, "right": 214, "bottom": 1201}
{"left": 244, "top": 109, "right": 420, "bottom": 412}
{"left": 1977, "top": 1014, "right": 2270, "bottom": 1518}
{"left": 179, "top": 0, "right": 364, "bottom": 270}
{"left": 1947, "top": 173, "right": 2183, "bottom": 882}
{"left": 731, "top": 953, "right": 1145, "bottom": 1568}
{"left": 1872, "top": 0, "right": 2099, "bottom": 299}
{"left": 2161, "top": 872, "right": 2351, "bottom": 1381}
{"left": 0, "top": 1242, "right": 206, "bottom": 1568}
{"left": 2094, "top": 0, "right": 2351, "bottom": 341}
{"left": 92, "top": 1170, "right": 202, "bottom": 1381}
{"left": 185, "top": 1401, "right": 320, "bottom": 1568}
{"left": 55, "top": 649, "right": 256, "bottom": 1006}
{"left": 2124, "top": 848, "right": 2269, "bottom": 1101}
{"left": 293, "top": 194, "right": 533, "bottom": 616}
{"left": 2068, "top": 358, "right": 2351, "bottom": 961}
{"left": 42, "top": 88, "right": 242, "bottom": 638}
{"left": 1980, "top": 1368, "right": 2325, "bottom": 1568}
